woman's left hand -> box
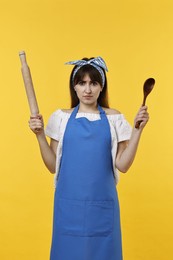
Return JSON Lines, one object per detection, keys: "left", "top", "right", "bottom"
{"left": 134, "top": 106, "right": 149, "bottom": 130}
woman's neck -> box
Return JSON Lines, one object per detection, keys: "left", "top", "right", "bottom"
{"left": 78, "top": 102, "right": 99, "bottom": 113}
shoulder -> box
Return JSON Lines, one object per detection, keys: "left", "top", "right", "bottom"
{"left": 102, "top": 107, "right": 121, "bottom": 115}
{"left": 50, "top": 108, "right": 74, "bottom": 117}
{"left": 61, "top": 108, "right": 74, "bottom": 113}
{"left": 48, "top": 108, "right": 72, "bottom": 122}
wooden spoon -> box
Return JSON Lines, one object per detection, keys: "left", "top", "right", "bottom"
{"left": 135, "top": 78, "right": 155, "bottom": 129}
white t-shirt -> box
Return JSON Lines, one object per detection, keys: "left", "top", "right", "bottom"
{"left": 45, "top": 109, "right": 132, "bottom": 187}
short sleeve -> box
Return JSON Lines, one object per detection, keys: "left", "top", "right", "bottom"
{"left": 115, "top": 115, "right": 132, "bottom": 142}
{"left": 45, "top": 110, "right": 62, "bottom": 141}
{"left": 109, "top": 114, "right": 132, "bottom": 142}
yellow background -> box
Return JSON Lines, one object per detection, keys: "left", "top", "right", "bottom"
{"left": 0, "top": 0, "right": 172, "bottom": 259}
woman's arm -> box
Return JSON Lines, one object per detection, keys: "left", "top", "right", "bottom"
{"left": 29, "top": 115, "right": 58, "bottom": 173}
{"left": 115, "top": 106, "right": 149, "bottom": 173}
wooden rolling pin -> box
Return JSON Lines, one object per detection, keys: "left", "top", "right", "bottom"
{"left": 19, "top": 51, "right": 39, "bottom": 116}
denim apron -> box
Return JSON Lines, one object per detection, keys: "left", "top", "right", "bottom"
{"left": 50, "top": 104, "right": 122, "bottom": 260}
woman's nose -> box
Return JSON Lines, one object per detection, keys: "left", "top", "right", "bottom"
{"left": 85, "top": 84, "right": 92, "bottom": 93}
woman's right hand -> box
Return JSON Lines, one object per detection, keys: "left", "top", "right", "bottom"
{"left": 28, "top": 114, "right": 44, "bottom": 135}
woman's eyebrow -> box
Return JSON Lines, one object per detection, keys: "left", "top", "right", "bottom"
{"left": 79, "top": 80, "right": 90, "bottom": 83}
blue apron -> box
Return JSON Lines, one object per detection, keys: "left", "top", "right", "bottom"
{"left": 50, "top": 104, "right": 122, "bottom": 260}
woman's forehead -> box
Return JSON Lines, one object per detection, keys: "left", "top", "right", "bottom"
{"left": 81, "top": 74, "right": 91, "bottom": 80}
{"left": 74, "top": 67, "right": 102, "bottom": 84}
{"left": 80, "top": 72, "right": 98, "bottom": 81}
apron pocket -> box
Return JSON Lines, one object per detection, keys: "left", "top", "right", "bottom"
{"left": 58, "top": 198, "right": 85, "bottom": 236}
{"left": 84, "top": 200, "right": 114, "bottom": 237}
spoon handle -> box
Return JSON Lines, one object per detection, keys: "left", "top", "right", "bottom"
{"left": 142, "top": 94, "right": 147, "bottom": 106}
{"left": 135, "top": 95, "right": 146, "bottom": 128}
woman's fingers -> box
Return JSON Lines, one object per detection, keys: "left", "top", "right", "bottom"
{"left": 28, "top": 114, "right": 44, "bottom": 134}
{"left": 135, "top": 106, "right": 149, "bottom": 129}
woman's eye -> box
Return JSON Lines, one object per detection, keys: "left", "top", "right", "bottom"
{"left": 92, "top": 81, "right": 98, "bottom": 86}
{"left": 78, "top": 81, "right": 85, "bottom": 86}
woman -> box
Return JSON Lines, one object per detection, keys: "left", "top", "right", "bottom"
{"left": 29, "top": 57, "right": 149, "bottom": 260}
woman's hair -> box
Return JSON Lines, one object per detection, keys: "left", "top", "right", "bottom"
{"left": 69, "top": 57, "right": 109, "bottom": 108}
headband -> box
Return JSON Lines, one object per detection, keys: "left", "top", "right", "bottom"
{"left": 65, "top": 56, "right": 108, "bottom": 87}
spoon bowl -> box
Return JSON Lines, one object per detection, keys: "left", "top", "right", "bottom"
{"left": 135, "top": 78, "right": 155, "bottom": 128}
{"left": 142, "top": 78, "right": 155, "bottom": 106}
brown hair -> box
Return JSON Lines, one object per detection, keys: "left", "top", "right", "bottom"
{"left": 69, "top": 57, "right": 109, "bottom": 108}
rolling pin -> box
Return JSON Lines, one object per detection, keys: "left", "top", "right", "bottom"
{"left": 19, "top": 51, "right": 39, "bottom": 116}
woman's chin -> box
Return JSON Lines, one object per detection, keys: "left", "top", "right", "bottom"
{"left": 81, "top": 99, "right": 96, "bottom": 105}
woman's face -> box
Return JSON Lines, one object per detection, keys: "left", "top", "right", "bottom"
{"left": 74, "top": 74, "right": 103, "bottom": 106}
